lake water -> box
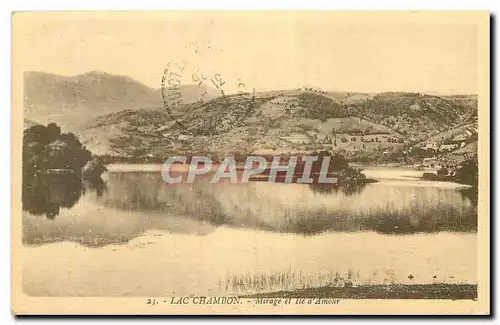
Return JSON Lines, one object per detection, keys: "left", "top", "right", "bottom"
{"left": 21, "top": 165, "right": 477, "bottom": 296}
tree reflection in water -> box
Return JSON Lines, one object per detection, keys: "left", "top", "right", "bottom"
{"left": 308, "top": 182, "right": 367, "bottom": 196}
{"left": 22, "top": 173, "right": 106, "bottom": 219}
{"left": 460, "top": 186, "right": 478, "bottom": 205}
{"left": 307, "top": 182, "right": 477, "bottom": 235}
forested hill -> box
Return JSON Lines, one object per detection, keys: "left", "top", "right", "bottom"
{"left": 75, "top": 89, "right": 477, "bottom": 163}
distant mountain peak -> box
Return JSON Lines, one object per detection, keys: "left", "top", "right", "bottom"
{"left": 23, "top": 70, "right": 221, "bottom": 131}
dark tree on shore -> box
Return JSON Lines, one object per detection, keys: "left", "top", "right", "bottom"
{"left": 23, "top": 123, "right": 92, "bottom": 175}
{"left": 455, "top": 157, "right": 478, "bottom": 186}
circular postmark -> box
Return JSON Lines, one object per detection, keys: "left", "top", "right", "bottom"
{"left": 160, "top": 60, "right": 190, "bottom": 132}
{"left": 160, "top": 42, "right": 255, "bottom": 135}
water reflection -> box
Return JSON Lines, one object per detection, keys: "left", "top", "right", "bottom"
{"left": 22, "top": 170, "right": 477, "bottom": 247}
{"left": 460, "top": 187, "right": 479, "bottom": 205}
{"left": 362, "top": 213, "right": 478, "bottom": 235}
{"left": 101, "top": 171, "right": 477, "bottom": 235}
{"left": 21, "top": 168, "right": 479, "bottom": 297}
{"left": 82, "top": 177, "right": 107, "bottom": 198}
{"left": 22, "top": 172, "right": 106, "bottom": 219}
{"left": 308, "top": 182, "right": 366, "bottom": 196}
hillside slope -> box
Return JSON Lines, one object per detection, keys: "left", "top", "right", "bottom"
{"left": 77, "top": 90, "right": 477, "bottom": 161}
{"left": 347, "top": 92, "right": 476, "bottom": 142}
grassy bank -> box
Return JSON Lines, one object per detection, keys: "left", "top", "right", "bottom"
{"left": 241, "top": 283, "right": 477, "bottom": 300}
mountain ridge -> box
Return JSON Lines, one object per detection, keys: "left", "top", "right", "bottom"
{"left": 23, "top": 71, "right": 220, "bottom": 132}
{"left": 23, "top": 71, "right": 478, "bottom": 164}
{"left": 76, "top": 88, "right": 477, "bottom": 163}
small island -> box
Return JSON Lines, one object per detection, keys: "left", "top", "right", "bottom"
{"left": 22, "top": 123, "right": 107, "bottom": 218}
{"left": 23, "top": 122, "right": 107, "bottom": 180}
{"left": 421, "top": 157, "right": 478, "bottom": 187}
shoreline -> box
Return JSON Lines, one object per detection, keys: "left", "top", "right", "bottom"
{"left": 240, "top": 283, "right": 477, "bottom": 300}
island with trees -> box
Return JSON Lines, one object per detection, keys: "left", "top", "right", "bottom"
{"left": 22, "top": 122, "right": 107, "bottom": 218}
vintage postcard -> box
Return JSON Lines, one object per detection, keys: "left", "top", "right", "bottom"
{"left": 11, "top": 11, "right": 490, "bottom": 315}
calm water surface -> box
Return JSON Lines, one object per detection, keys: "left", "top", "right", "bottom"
{"left": 22, "top": 165, "right": 477, "bottom": 296}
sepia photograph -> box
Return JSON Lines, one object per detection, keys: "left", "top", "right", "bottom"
{"left": 11, "top": 11, "right": 490, "bottom": 315}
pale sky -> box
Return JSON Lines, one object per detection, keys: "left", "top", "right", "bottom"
{"left": 13, "top": 12, "right": 481, "bottom": 94}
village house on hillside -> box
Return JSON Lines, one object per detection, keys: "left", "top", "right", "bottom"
{"left": 439, "top": 143, "right": 459, "bottom": 151}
